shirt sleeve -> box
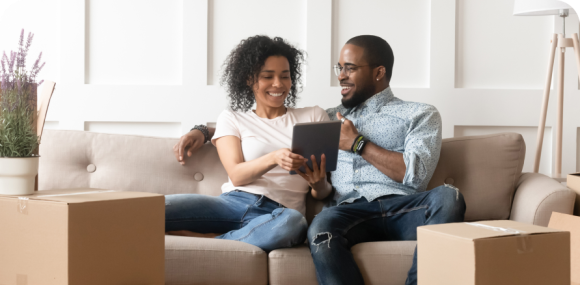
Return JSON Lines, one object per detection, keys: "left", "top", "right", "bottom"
{"left": 402, "top": 105, "right": 442, "bottom": 190}
{"left": 314, "top": 106, "right": 331, "bottom": 122}
{"left": 211, "top": 110, "right": 241, "bottom": 146}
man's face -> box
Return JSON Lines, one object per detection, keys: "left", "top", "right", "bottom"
{"left": 337, "top": 44, "right": 375, "bottom": 109}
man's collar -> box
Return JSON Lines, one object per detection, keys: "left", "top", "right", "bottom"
{"left": 352, "top": 87, "right": 394, "bottom": 113}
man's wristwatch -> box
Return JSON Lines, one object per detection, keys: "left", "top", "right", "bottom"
{"left": 190, "top": 125, "right": 210, "bottom": 144}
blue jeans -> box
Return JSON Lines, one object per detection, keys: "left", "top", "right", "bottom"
{"left": 307, "top": 185, "right": 466, "bottom": 285}
{"left": 165, "top": 190, "right": 308, "bottom": 252}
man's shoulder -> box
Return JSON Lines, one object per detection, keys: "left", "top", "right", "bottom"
{"left": 386, "top": 98, "right": 440, "bottom": 119}
{"left": 325, "top": 105, "right": 346, "bottom": 121}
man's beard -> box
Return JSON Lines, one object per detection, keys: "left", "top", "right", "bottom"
{"left": 341, "top": 81, "right": 375, "bottom": 109}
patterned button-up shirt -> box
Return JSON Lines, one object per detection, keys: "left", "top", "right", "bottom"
{"left": 325, "top": 87, "right": 442, "bottom": 206}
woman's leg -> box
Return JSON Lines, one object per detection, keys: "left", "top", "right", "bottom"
{"left": 165, "top": 193, "right": 248, "bottom": 234}
{"left": 216, "top": 207, "right": 308, "bottom": 252}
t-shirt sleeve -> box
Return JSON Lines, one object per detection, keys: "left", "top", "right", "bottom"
{"left": 211, "top": 110, "right": 241, "bottom": 146}
{"left": 314, "top": 106, "right": 331, "bottom": 122}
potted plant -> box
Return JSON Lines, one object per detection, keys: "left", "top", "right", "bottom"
{"left": 0, "top": 29, "right": 45, "bottom": 195}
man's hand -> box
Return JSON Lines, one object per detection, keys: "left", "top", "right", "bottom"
{"left": 336, "top": 112, "right": 359, "bottom": 151}
{"left": 173, "top": 130, "right": 206, "bottom": 165}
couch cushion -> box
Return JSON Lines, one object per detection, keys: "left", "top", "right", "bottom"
{"left": 165, "top": 235, "right": 267, "bottom": 285}
{"left": 268, "top": 241, "right": 416, "bottom": 285}
{"left": 427, "top": 132, "right": 525, "bottom": 221}
{"left": 39, "top": 130, "right": 228, "bottom": 196}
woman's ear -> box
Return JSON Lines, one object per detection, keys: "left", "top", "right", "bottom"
{"left": 247, "top": 75, "right": 258, "bottom": 90}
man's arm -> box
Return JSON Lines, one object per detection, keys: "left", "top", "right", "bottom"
{"left": 360, "top": 143, "right": 405, "bottom": 183}
{"left": 336, "top": 113, "right": 405, "bottom": 182}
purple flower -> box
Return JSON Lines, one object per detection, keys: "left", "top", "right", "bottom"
{"left": 30, "top": 52, "right": 44, "bottom": 82}
{"left": 1, "top": 51, "right": 6, "bottom": 75}
{"left": 8, "top": 51, "right": 16, "bottom": 74}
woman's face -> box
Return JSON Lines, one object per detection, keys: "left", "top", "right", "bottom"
{"left": 252, "top": 56, "right": 292, "bottom": 110}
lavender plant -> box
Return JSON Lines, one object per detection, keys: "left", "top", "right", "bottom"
{"left": 0, "top": 29, "right": 45, "bottom": 157}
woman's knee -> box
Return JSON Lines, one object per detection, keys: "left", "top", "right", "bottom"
{"left": 268, "top": 208, "right": 308, "bottom": 247}
{"left": 274, "top": 208, "right": 307, "bottom": 233}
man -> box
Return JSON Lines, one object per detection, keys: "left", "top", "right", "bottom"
{"left": 175, "top": 35, "right": 466, "bottom": 285}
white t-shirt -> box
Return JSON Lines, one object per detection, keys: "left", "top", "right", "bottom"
{"left": 211, "top": 106, "right": 330, "bottom": 215}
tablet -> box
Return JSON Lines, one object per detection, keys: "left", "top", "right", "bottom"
{"left": 290, "top": 120, "right": 342, "bottom": 175}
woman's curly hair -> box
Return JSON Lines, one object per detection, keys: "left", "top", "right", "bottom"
{"left": 220, "top": 36, "right": 305, "bottom": 112}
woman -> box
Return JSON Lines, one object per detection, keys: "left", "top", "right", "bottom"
{"left": 165, "top": 36, "right": 333, "bottom": 252}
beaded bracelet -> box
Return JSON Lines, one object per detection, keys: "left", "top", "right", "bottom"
{"left": 190, "top": 125, "right": 210, "bottom": 144}
{"left": 351, "top": 135, "right": 368, "bottom": 155}
{"left": 351, "top": 135, "right": 364, "bottom": 153}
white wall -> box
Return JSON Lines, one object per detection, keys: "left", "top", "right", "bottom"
{"left": 1, "top": 0, "right": 579, "bottom": 178}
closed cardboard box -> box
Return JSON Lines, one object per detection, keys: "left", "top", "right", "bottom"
{"left": 549, "top": 212, "right": 580, "bottom": 285}
{"left": 568, "top": 173, "right": 580, "bottom": 216}
{"left": 0, "top": 189, "right": 165, "bottom": 285}
{"left": 418, "top": 220, "right": 570, "bottom": 285}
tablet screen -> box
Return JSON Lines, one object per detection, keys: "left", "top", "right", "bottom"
{"left": 290, "top": 120, "right": 341, "bottom": 175}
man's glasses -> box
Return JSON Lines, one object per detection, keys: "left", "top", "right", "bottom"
{"left": 333, "top": 64, "right": 374, "bottom": 77}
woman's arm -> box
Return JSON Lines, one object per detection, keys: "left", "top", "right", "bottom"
{"left": 215, "top": 136, "right": 307, "bottom": 187}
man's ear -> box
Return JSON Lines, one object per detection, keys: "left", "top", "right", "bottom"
{"left": 375, "top": 66, "right": 386, "bottom": 82}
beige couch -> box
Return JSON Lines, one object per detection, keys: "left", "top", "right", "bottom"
{"left": 38, "top": 130, "right": 576, "bottom": 285}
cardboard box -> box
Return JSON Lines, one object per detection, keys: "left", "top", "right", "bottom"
{"left": 567, "top": 173, "right": 580, "bottom": 216}
{"left": 549, "top": 212, "right": 580, "bottom": 285}
{"left": 0, "top": 188, "right": 165, "bottom": 285}
{"left": 418, "top": 220, "right": 570, "bottom": 285}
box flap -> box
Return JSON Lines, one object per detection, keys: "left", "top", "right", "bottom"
{"left": 0, "top": 188, "right": 162, "bottom": 203}
{"left": 548, "top": 212, "right": 580, "bottom": 284}
{"left": 419, "top": 220, "right": 564, "bottom": 241}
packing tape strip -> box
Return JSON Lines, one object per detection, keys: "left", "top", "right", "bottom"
{"left": 16, "top": 190, "right": 116, "bottom": 214}
{"left": 33, "top": 190, "right": 116, "bottom": 198}
{"left": 466, "top": 222, "right": 533, "bottom": 254}
{"left": 17, "top": 197, "right": 29, "bottom": 215}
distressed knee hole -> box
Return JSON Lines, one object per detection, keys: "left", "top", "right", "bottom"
{"left": 311, "top": 232, "right": 333, "bottom": 253}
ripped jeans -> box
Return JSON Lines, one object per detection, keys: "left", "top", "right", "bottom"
{"left": 307, "top": 185, "right": 466, "bottom": 285}
{"left": 165, "top": 190, "right": 308, "bottom": 252}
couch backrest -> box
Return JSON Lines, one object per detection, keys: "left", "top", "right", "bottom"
{"left": 39, "top": 130, "right": 227, "bottom": 197}
{"left": 39, "top": 130, "right": 525, "bottom": 223}
{"left": 427, "top": 133, "right": 525, "bottom": 221}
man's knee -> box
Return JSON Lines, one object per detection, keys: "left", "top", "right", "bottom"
{"left": 430, "top": 185, "right": 466, "bottom": 222}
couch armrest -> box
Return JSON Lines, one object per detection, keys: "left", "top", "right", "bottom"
{"left": 510, "top": 172, "right": 575, "bottom": 226}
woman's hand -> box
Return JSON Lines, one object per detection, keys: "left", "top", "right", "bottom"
{"left": 296, "top": 154, "right": 328, "bottom": 191}
{"left": 173, "top": 130, "right": 205, "bottom": 165}
{"left": 272, "top": 148, "right": 308, "bottom": 171}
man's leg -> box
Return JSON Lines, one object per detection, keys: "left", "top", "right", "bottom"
{"left": 307, "top": 198, "right": 385, "bottom": 285}
{"left": 374, "top": 185, "right": 466, "bottom": 285}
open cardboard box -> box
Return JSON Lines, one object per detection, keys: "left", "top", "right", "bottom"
{"left": 549, "top": 212, "right": 580, "bottom": 285}
{"left": 0, "top": 188, "right": 165, "bottom": 285}
{"left": 418, "top": 220, "right": 570, "bottom": 285}
{"left": 567, "top": 173, "right": 580, "bottom": 216}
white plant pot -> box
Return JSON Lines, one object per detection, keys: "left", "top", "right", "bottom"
{"left": 0, "top": 157, "right": 39, "bottom": 195}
